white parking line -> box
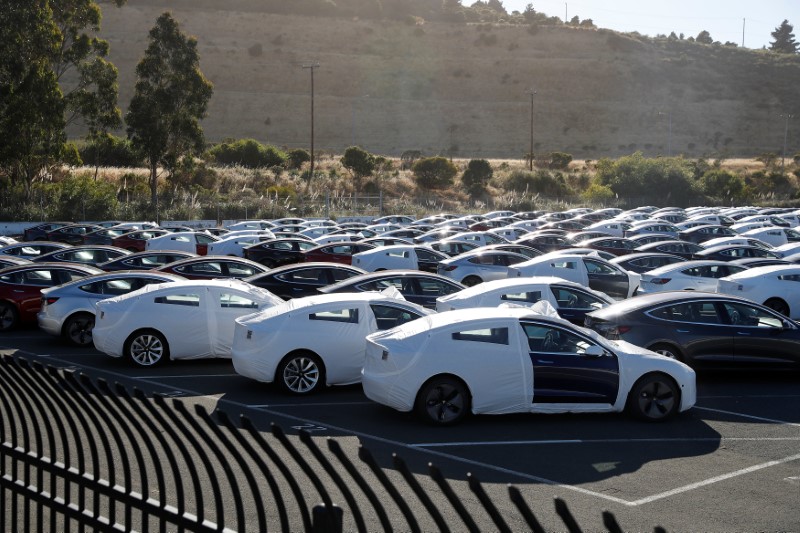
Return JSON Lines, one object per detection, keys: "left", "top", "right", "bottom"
{"left": 694, "top": 406, "right": 800, "bottom": 427}
{"left": 138, "top": 373, "right": 239, "bottom": 379}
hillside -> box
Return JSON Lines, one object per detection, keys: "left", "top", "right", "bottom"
{"left": 94, "top": 1, "right": 800, "bottom": 160}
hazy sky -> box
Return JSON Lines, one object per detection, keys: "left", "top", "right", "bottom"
{"left": 500, "top": 0, "right": 799, "bottom": 49}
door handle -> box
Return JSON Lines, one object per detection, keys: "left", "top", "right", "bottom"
{"left": 536, "top": 360, "right": 555, "bottom": 364}
{"left": 676, "top": 329, "right": 690, "bottom": 333}
{"left": 736, "top": 332, "right": 751, "bottom": 336}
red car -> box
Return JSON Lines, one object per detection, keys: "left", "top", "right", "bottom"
{"left": 112, "top": 229, "right": 169, "bottom": 252}
{"left": 155, "top": 256, "right": 267, "bottom": 280}
{"left": 302, "top": 243, "right": 376, "bottom": 265}
{"left": 0, "top": 262, "right": 102, "bottom": 330}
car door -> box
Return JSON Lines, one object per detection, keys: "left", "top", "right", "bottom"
{"left": 210, "top": 288, "right": 262, "bottom": 357}
{"left": 195, "top": 234, "right": 217, "bottom": 255}
{"left": 583, "top": 258, "right": 629, "bottom": 299}
{"left": 549, "top": 285, "right": 608, "bottom": 325}
{"left": 152, "top": 289, "right": 210, "bottom": 359}
{"left": 719, "top": 301, "right": 800, "bottom": 364}
{"left": 414, "top": 248, "right": 446, "bottom": 273}
{"left": 368, "top": 303, "right": 425, "bottom": 331}
{"left": 521, "top": 321, "right": 619, "bottom": 404}
{"left": 647, "top": 301, "right": 734, "bottom": 363}
{"left": 408, "top": 277, "right": 463, "bottom": 308}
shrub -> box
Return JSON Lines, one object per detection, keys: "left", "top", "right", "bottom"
{"left": 594, "top": 152, "right": 700, "bottom": 206}
{"left": 461, "top": 159, "right": 493, "bottom": 196}
{"left": 207, "top": 139, "right": 287, "bottom": 168}
{"left": 287, "top": 148, "right": 311, "bottom": 169}
{"left": 79, "top": 134, "right": 142, "bottom": 168}
{"left": 547, "top": 152, "right": 573, "bottom": 170}
{"left": 700, "top": 169, "right": 746, "bottom": 202}
{"left": 53, "top": 173, "right": 120, "bottom": 220}
{"left": 340, "top": 146, "right": 376, "bottom": 190}
{"left": 504, "top": 169, "right": 570, "bottom": 196}
{"left": 582, "top": 183, "right": 615, "bottom": 203}
{"left": 412, "top": 157, "right": 457, "bottom": 189}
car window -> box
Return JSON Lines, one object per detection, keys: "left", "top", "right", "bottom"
{"left": 550, "top": 287, "right": 605, "bottom": 309}
{"left": 278, "top": 268, "right": 325, "bottom": 285}
{"left": 219, "top": 292, "right": 259, "bottom": 309}
{"left": 271, "top": 242, "right": 293, "bottom": 251}
{"left": 154, "top": 293, "right": 200, "bottom": 306}
{"left": 649, "top": 301, "right": 721, "bottom": 324}
{"left": 370, "top": 304, "right": 422, "bottom": 330}
{"left": 225, "top": 262, "right": 260, "bottom": 277}
{"left": 196, "top": 234, "right": 217, "bottom": 244}
{"left": 138, "top": 255, "right": 165, "bottom": 267}
{"left": 721, "top": 302, "right": 783, "bottom": 328}
{"left": 551, "top": 260, "right": 577, "bottom": 270}
{"left": 451, "top": 327, "right": 509, "bottom": 345}
{"left": 182, "top": 262, "right": 223, "bottom": 275}
{"left": 500, "top": 290, "right": 542, "bottom": 303}
{"left": 359, "top": 277, "right": 405, "bottom": 291}
{"left": 309, "top": 308, "right": 359, "bottom": 323}
{"left": 584, "top": 259, "right": 616, "bottom": 275}
{"left": 80, "top": 279, "right": 135, "bottom": 295}
{"left": 522, "top": 323, "right": 594, "bottom": 353}
{"left": 298, "top": 241, "right": 316, "bottom": 251}
{"left": 468, "top": 255, "right": 494, "bottom": 265}
{"left": 778, "top": 274, "right": 800, "bottom": 282}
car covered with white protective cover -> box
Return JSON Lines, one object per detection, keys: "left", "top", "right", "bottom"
{"left": 435, "top": 276, "right": 613, "bottom": 324}
{"left": 93, "top": 279, "right": 283, "bottom": 366}
{"left": 717, "top": 265, "right": 800, "bottom": 319}
{"left": 231, "top": 291, "right": 433, "bottom": 394}
{"left": 362, "top": 305, "right": 696, "bottom": 425}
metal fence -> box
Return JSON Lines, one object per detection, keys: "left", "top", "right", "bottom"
{"left": 0, "top": 354, "right": 666, "bottom": 532}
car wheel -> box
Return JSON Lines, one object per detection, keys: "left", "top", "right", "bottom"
{"left": 277, "top": 351, "right": 324, "bottom": 395}
{"left": 125, "top": 329, "right": 169, "bottom": 367}
{"left": 64, "top": 312, "right": 95, "bottom": 346}
{"left": 0, "top": 302, "right": 19, "bottom": 331}
{"left": 461, "top": 275, "right": 482, "bottom": 287}
{"left": 415, "top": 376, "right": 470, "bottom": 426}
{"left": 764, "top": 298, "right": 790, "bottom": 317}
{"left": 648, "top": 343, "right": 685, "bottom": 363}
{"left": 627, "top": 373, "right": 680, "bottom": 422}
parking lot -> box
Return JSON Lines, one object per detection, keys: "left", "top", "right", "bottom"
{"left": 2, "top": 326, "right": 798, "bottom": 532}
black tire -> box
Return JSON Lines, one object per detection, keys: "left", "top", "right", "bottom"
{"left": 461, "top": 276, "right": 482, "bottom": 287}
{"left": 415, "top": 376, "right": 470, "bottom": 426}
{"left": 0, "top": 302, "right": 19, "bottom": 332}
{"left": 125, "top": 329, "right": 169, "bottom": 367}
{"left": 764, "top": 298, "right": 790, "bottom": 317}
{"left": 64, "top": 312, "right": 95, "bottom": 346}
{"left": 277, "top": 351, "right": 325, "bottom": 395}
{"left": 648, "top": 343, "right": 685, "bottom": 363}
{"left": 626, "top": 373, "right": 680, "bottom": 422}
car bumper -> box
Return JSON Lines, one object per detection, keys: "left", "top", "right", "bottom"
{"left": 362, "top": 372, "right": 414, "bottom": 412}
{"left": 37, "top": 312, "right": 62, "bottom": 337}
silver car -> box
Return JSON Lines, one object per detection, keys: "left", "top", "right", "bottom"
{"left": 37, "top": 271, "right": 184, "bottom": 346}
{"left": 437, "top": 250, "right": 529, "bottom": 286}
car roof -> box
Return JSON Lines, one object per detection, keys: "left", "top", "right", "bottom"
{"left": 319, "top": 270, "right": 463, "bottom": 291}
{"left": 587, "top": 291, "right": 763, "bottom": 319}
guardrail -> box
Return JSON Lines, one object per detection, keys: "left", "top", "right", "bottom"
{"left": 0, "top": 354, "right": 666, "bottom": 532}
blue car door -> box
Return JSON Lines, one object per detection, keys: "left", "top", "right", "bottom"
{"left": 521, "top": 321, "right": 619, "bottom": 404}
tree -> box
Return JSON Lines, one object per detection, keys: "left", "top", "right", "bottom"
{"left": 340, "top": 146, "right": 376, "bottom": 191}
{"left": 461, "top": 159, "right": 492, "bottom": 196}
{"left": 0, "top": 0, "right": 124, "bottom": 197}
{"left": 126, "top": 12, "right": 213, "bottom": 222}
{"left": 412, "top": 157, "right": 457, "bottom": 189}
{"left": 770, "top": 20, "right": 799, "bottom": 53}
{"left": 696, "top": 30, "right": 713, "bottom": 44}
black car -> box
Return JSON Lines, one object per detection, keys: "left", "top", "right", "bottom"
{"left": 515, "top": 234, "right": 570, "bottom": 254}
{"left": 678, "top": 225, "right": 737, "bottom": 244}
{"left": 45, "top": 223, "right": 104, "bottom": 245}
{"left": 627, "top": 233, "right": 678, "bottom": 246}
{"left": 319, "top": 270, "right": 464, "bottom": 308}
{"left": 610, "top": 252, "right": 686, "bottom": 274}
{"left": 476, "top": 243, "right": 543, "bottom": 259}
{"left": 635, "top": 240, "right": 704, "bottom": 260}
{"left": 580, "top": 237, "right": 639, "bottom": 256}
{"left": 243, "top": 238, "right": 317, "bottom": 267}
{"left": 245, "top": 262, "right": 365, "bottom": 299}
{"left": 22, "top": 222, "right": 71, "bottom": 241}
{"left": 31, "top": 245, "right": 130, "bottom": 267}
{"left": 695, "top": 245, "right": 780, "bottom": 262}
{"left": 0, "top": 241, "right": 71, "bottom": 260}
{"left": 82, "top": 227, "right": 128, "bottom": 246}
{"left": 584, "top": 292, "right": 800, "bottom": 368}
{"left": 97, "top": 250, "right": 197, "bottom": 271}
{"left": 730, "top": 257, "right": 791, "bottom": 268}
{"left": 564, "top": 231, "right": 612, "bottom": 245}
{"left": 427, "top": 240, "right": 480, "bottom": 257}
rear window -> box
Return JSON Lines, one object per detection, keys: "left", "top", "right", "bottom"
{"left": 154, "top": 293, "right": 200, "bottom": 307}
{"left": 452, "top": 327, "right": 509, "bottom": 345}
{"left": 309, "top": 308, "right": 359, "bottom": 323}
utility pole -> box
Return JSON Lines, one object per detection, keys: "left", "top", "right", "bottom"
{"left": 565, "top": 3, "right": 568, "bottom": 23}
{"left": 781, "top": 113, "right": 793, "bottom": 175}
{"left": 302, "top": 62, "right": 319, "bottom": 180}
{"left": 527, "top": 88, "right": 536, "bottom": 171}
{"left": 658, "top": 111, "right": 672, "bottom": 157}
{"left": 742, "top": 18, "right": 745, "bottom": 48}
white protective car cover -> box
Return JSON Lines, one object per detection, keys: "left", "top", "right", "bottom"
{"left": 231, "top": 292, "right": 429, "bottom": 385}
{"left": 93, "top": 279, "right": 283, "bottom": 359}
{"left": 506, "top": 254, "right": 592, "bottom": 286}
{"left": 364, "top": 306, "right": 696, "bottom": 416}
{"left": 435, "top": 276, "right": 611, "bottom": 312}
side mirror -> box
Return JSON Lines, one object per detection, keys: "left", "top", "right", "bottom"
{"left": 584, "top": 345, "right": 605, "bottom": 357}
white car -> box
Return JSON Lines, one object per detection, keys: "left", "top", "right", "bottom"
{"left": 639, "top": 260, "right": 747, "bottom": 294}
{"left": 0, "top": 236, "right": 18, "bottom": 246}
{"left": 226, "top": 220, "right": 275, "bottom": 231}
{"left": 145, "top": 231, "right": 219, "bottom": 255}
{"left": 717, "top": 265, "right": 800, "bottom": 319}
{"left": 352, "top": 245, "right": 448, "bottom": 272}
{"left": 37, "top": 271, "right": 184, "bottom": 346}
{"left": 207, "top": 235, "right": 271, "bottom": 257}
{"left": 435, "top": 276, "right": 613, "bottom": 324}
{"left": 362, "top": 306, "right": 696, "bottom": 425}
{"left": 441, "top": 231, "right": 508, "bottom": 247}
{"left": 702, "top": 236, "right": 772, "bottom": 250}
{"left": 508, "top": 253, "right": 640, "bottom": 300}
{"left": 231, "top": 292, "right": 433, "bottom": 394}
{"left": 93, "top": 279, "right": 283, "bottom": 366}
{"left": 437, "top": 250, "right": 529, "bottom": 286}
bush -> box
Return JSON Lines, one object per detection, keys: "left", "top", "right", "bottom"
{"left": 582, "top": 183, "right": 615, "bottom": 203}
{"left": 594, "top": 152, "right": 700, "bottom": 205}
{"left": 699, "top": 169, "right": 747, "bottom": 202}
{"left": 341, "top": 146, "right": 376, "bottom": 190}
{"left": 207, "top": 139, "right": 287, "bottom": 168}
{"left": 461, "top": 159, "right": 493, "bottom": 196}
{"left": 53, "top": 173, "right": 120, "bottom": 220}
{"left": 548, "top": 152, "right": 573, "bottom": 170}
{"left": 412, "top": 157, "right": 457, "bottom": 189}
{"left": 287, "top": 148, "right": 311, "bottom": 169}
{"left": 504, "top": 169, "right": 571, "bottom": 196}
{"left": 79, "top": 134, "right": 142, "bottom": 168}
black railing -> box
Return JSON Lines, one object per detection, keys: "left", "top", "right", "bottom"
{"left": 0, "top": 354, "right": 665, "bottom": 532}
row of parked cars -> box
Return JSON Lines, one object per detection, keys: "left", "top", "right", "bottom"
{"left": 2, "top": 205, "right": 800, "bottom": 425}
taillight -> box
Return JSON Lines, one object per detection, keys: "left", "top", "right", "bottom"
{"left": 441, "top": 265, "right": 458, "bottom": 272}
{"left": 42, "top": 296, "right": 59, "bottom": 306}
{"left": 649, "top": 278, "right": 671, "bottom": 285}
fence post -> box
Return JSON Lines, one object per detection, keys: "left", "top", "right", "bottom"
{"left": 379, "top": 190, "right": 383, "bottom": 217}
{"left": 325, "top": 191, "right": 330, "bottom": 220}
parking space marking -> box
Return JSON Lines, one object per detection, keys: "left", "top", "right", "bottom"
{"left": 700, "top": 394, "right": 800, "bottom": 399}
{"left": 414, "top": 437, "right": 800, "bottom": 448}
{"left": 694, "top": 406, "right": 800, "bottom": 427}
{"left": 629, "top": 453, "right": 800, "bottom": 506}
{"left": 255, "top": 401, "right": 374, "bottom": 408}
{"left": 138, "top": 373, "right": 239, "bottom": 379}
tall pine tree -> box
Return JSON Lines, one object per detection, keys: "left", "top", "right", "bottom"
{"left": 770, "top": 19, "right": 799, "bottom": 53}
